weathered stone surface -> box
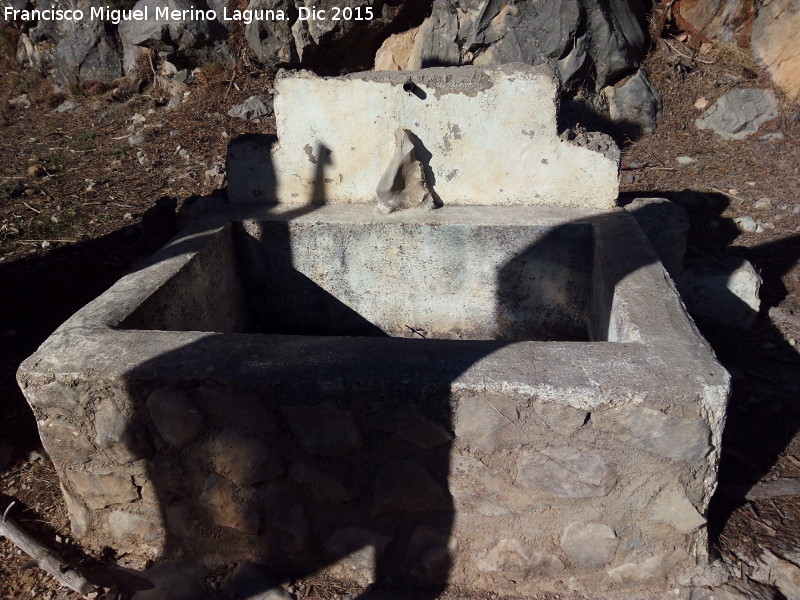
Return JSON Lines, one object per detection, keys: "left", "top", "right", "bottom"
{"left": 450, "top": 454, "right": 546, "bottom": 516}
{"left": 695, "top": 89, "right": 780, "bottom": 140}
{"left": 603, "top": 69, "right": 663, "bottom": 137}
{"left": 517, "top": 447, "right": 617, "bottom": 498}
{"left": 372, "top": 459, "right": 448, "bottom": 515}
{"left": 381, "top": 406, "right": 453, "bottom": 449}
{"left": 751, "top": 0, "right": 800, "bottom": 101}
{"left": 649, "top": 485, "right": 706, "bottom": 533}
{"left": 201, "top": 474, "right": 260, "bottom": 534}
{"left": 146, "top": 388, "right": 204, "bottom": 448}
{"left": 39, "top": 418, "right": 94, "bottom": 463}
{"left": 607, "top": 549, "right": 690, "bottom": 585}
{"left": 407, "top": 526, "right": 452, "bottom": 580}
{"left": 60, "top": 484, "right": 90, "bottom": 538}
{"left": 678, "top": 256, "right": 762, "bottom": 331}
{"left": 94, "top": 398, "right": 154, "bottom": 464}
{"left": 750, "top": 549, "right": 800, "bottom": 600}
{"left": 209, "top": 429, "right": 283, "bottom": 488}
{"left": 625, "top": 197, "right": 690, "bottom": 278}
{"left": 23, "top": 380, "right": 79, "bottom": 409}
{"left": 282, "top": 402, "right": 363, "bottom": 457}
{"left": 199, "top": 388, "right": 276, "bottom": 432}
{"left": 674, "top": 0, "right": 755, "bottom": 47}
{"left": 106, "top": 509, "right": 162, "bottom": 542}
{"left": 476, "top": 539, "right": 564, "bottom": 577}
{"left": 288, "top": 463, "right": 359, "bottom": 504}
{"left": 65, "top": 469, "right": 139, "bottom": 510}
{"left": 593, "top": 404, "right": 711, "bottom": 462}
{"left": 560, "top": 522, "right": 618, "bottom": 568}
{"left": 374, "top": 25, "right": 424, "bottom": 71}
{"left": 265, "top": 65, "right": 620, "bottom": 208}
{"left": 227, "top": 95, "right": 274, "bottom": 121}
{"left": 272, "top": 503, "right": 309, "bottom": 554}
{"left": 454, "top": 395, "right": 517, "bottom": 452}
{"left": 376, "top": 128, "right": 435, "bottom": 214}
{"left": 530, "top": 401, "right": 588, "bottom": 437}
{"left": 119, "top": 0, "right": 224, "bottom": 55}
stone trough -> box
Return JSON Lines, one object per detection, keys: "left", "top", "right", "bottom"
{"left": 18, "top": 65, "right": 729, "bottom": 597}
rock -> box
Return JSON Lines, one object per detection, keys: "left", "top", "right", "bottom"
{"left": 119, "top": 0, "right": 225, "bottom": 58}
{"left": 677, "top": 156, "right": 696, "bottom": 165}
{"left": 694, "top": 97, "right": 709, "bottom": 109}
{"left": 408, "top": 0, "right": 650, "bottom": 131}
{"left": 199, "top": 387, "right": 276, "bottom": 432}
{"left": 8, "top": 94, "right": 31, "bottom": 109}
{"left": 282, "top": 401, "right": 363, "bottom": 457}
{"left": 695, "top": 89, "right": 780, "bottom": 140}
{"left": 209, "top": 429, "right": 283, "bottom": 488}
{"left": 38, "top": 418, "right": 95, "bottom": 463}
{"left": 476, "top": 539, "right": 564, "bottom": 577}
{"left": 106, "top": 510, "right": 162, "bottom": 542}
{"left": 749, "top": 549, "right": 800, "bottom": 600}
{"left": 244, "top": 0, "right": 295, "bottom": 67}
{"left": 288, "top": 463, "right": 360, "bottom": 504}
{"left": 204, "top": 163, "right": 226, "bottom": 187}
{"left": 603, "top": 69, "right": 663, "bottom": 137}
{"left": 560, "top": 522, "right": 618, "bottom": 568}
{"left": 734, "top": 215, "right": 764, "bottom": 233}
{"left": 752, "top": 0, "right": 800, "bottom": 101}
{"left": 674, "top": 0, "right": 754, "bottom": 47}
{"left": 146, "top": 388, "right": 204, "bottom": 448}
{"left": 131, "top": 561, "right": 209, "bottom": 600}
{"left": 94, "top": 398, "right": 154, "bottom": 464}
{"left": 530, "top": 402, "right": 588, "bottom": 436}
{"left": 201, "top": 474, "right": 260, "bottom": 534}
{"left": 227, "top": 95, "right": 274, "bottom": 121}
{"left": 407, "top": 526, "right": 452, "bottom": 580}
{"left": 372, "top": 459, "right": 448, "bottom": 515}
{"left": 65, "top": 469, "right": 139, "bottom": 510}
{"left": 374, "top": 25, "right": 424, "bottom": 71}
{"left": 380, "top": 405, "right": 453, "bottom": 449}
{"left": 54, "top": 99, "right": 79, "bottom": 113}
{"left": 516, "top": 446, "right": 617, "bottom": 498}
{"left": 593, "top": 404, "right": 711, "bottom": 462}
{"left": 625, "top": 197, "right": 690, "bottom": 278}
{"left": 648, "top": 485, "right": 706, "bottom": 533}
{"left": 376, "top": 128, "right": 436, "bottom": 214}
{"left": 450, "top": 454, "right": 548, "bottom": 516}
{"left": 454, "top": 395, "right": 517, "bottom": 452}
{"left": 677, "top": 256, "right": 762, "bottom": 330}
{"left": 60, "top": 484, "right": 90, "bottom": 538}
{"left": 128, "top": 134, "right": 147, "bottom": 147}
{"left": 607, "top": 549, "right": 690, "bottom": 584}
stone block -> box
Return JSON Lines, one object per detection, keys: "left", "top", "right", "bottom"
{"left": 476, "top": 539, "right": 564, "bottom": 578}
{"left": 65, "top": 469, "right": 139, "bottom": 510}
{"left": 209, "top": 429, "right": 283, "bottom": 488}
{"left": 372, "top": 459, "right": 448, "bottom": 515}
{"left": 282, "top": 402, "right": 363, "bottom": 457}
{"left": 648, "top": 485, "right": 707, "bottom": 533}
{"left": 516, "top": 447, "right": 617, "bottom": 498}
{"left": 146, "top": 388, "right": 204, "bottom": 448}
{"left": 201, "top": 474, "right": 260, "bottom": 535}
{"left": 560, "top": 522, "right": 619, "bottom": 568}
{"left": 94, "top": 398, "right": 154, "bottom": 464}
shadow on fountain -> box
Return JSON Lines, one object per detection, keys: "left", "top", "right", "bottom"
{"left": 106, "top": 176, "right": 800, "bottom": 599}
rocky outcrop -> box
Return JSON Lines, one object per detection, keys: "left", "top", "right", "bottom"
{"left": 751, "top": 0, "right": 800, "bottom": 101}
{"left": 375, "top": 0, "right": 661, "bottom": 137}
{"left": 672, "top": 0, "right": 756, "bottom": 48}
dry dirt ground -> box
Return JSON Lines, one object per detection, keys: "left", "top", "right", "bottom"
{"left": 1, "top": 24, "right": 799, "bottom": 600}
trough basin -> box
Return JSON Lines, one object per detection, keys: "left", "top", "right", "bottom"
{"left": 18, "top": 203, "right": 729, "bottom": 597}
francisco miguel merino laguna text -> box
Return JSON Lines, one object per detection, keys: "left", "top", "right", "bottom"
{"left": 3, "top": 4, "right": 375, "bottom": 25}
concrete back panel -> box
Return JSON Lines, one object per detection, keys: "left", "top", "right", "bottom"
{"left": 228, "top": 64, "right": 620, "bottom": 208}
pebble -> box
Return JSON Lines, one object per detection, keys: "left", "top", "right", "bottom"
{"left": 41, "top": 241, "right": 51, "bottom": 249}
{"left": 123, "top": 213, "right": 133, "bottom": 220}
{"left": 694, "top": 97, "right": 708, "bottom": 109}
{"left": 734, "top": 215, "right": 764, "bottom": 233}
{"left": 752, "top": 198, "right": 772, "bottom": 211}
{"left": 676, "top": 156, "right": 696, "bottom": 165}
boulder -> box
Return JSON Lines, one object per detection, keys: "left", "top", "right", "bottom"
{"left": 752, "top": 0, "right": 800, "bottom": 101}
{"left": 674, "top": 0, "right": 756, "bottom": 47}
{"left": 603, "top": 69, "right": 663, "bottom": 137}
{"left": 377, "top": 0, "right": 658, "bottom": 136}
{"left": 695, "top": 88, "right": 780, "bottom": 140}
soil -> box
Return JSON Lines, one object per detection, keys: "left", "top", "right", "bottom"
{"left": 1, "top": 14, "right": 800, "bottom": 600}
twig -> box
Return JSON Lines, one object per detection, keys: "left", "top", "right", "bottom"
{"left": 0, "top": 501, "right": 95, "bottom": 595}
{"left": 664, "top": 38, "right": 716, "bottom": 65}
{"left": 22, "top": 202, "right": 40, "bottom": 214}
